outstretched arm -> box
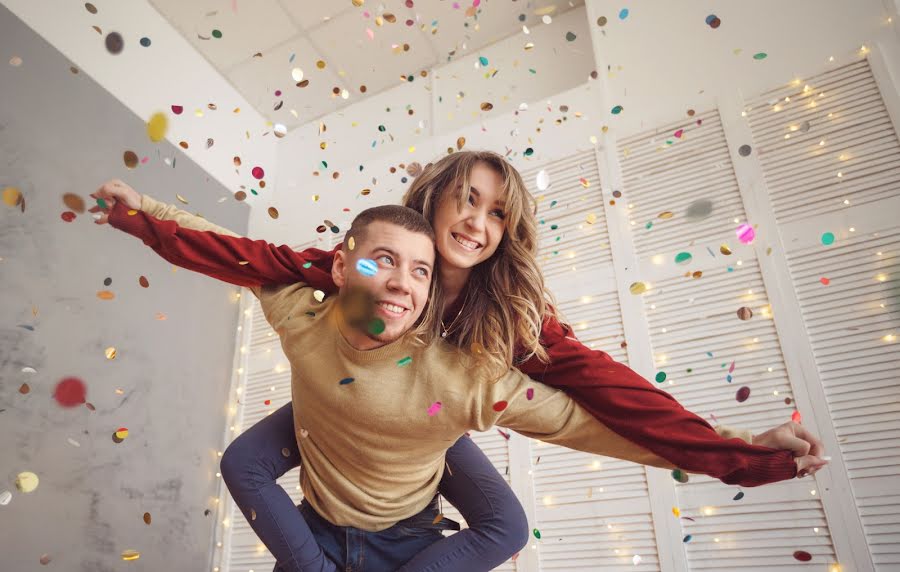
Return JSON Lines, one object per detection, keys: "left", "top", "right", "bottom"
{"left": 516, "top": 314, "right": 822, "bottom": 486}
{"left": 91, "top": 180, "right": 339, "bottom": 295}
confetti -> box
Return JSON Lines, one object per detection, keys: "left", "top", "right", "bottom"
{"left": 63, "top": 193, "right": 86, "bottom": 213}
{"left": 675, "top": 252, "right": 692, "bottom": 265}
{"left": 737, "top": 307, "right": 753, "bottom": 320}
{"left": 427, "top": 401, "right": 442, "bottom": 416}
{"left": 535, "top": 169, "right": 550, "bottom": 191}
{"left": 565, "top": 31, "right": 577, "bottom": 41}
{"left": 3, "top": 186, "right": 22, "bottom": 207}
{"left": 53, "top": 377, "right": 86, "bottom": 407}
{"left": 533, "top": 528, "right": 541, "bottom": 539}
{"left": 348, "top": 237, "right": 356, "bottom": 251}
{"left": 252, "top": 166, "right": 265, "bottom": 179}
{"left": 821, "top": 231, "right": 835, "bottom": 245}
{"left": 105, "top": 31, "right": 124, "bottom": 54}
{"left": 368, "top": 319, "right": 385, "bottom": 335}
{"left": 0, "top": 490, "right": 10, "bottom": 506}
{"left": 139, "top": 276, "right": 150, "bottom": 288}
{"left": 793, "top": 550, "right": 812, "bottom": 562}
{"left": 820, "top": 277, "right": 830, "bottom": 285}
{"left": 268, "top": 207, "right": 279, "bottom": 219}
{"left": 480, "top": 102, "right": 493, "bottom": 111}
{"left": 432, "top": 513, "right": 444, "bottom": 525}
{"left": 672, "top": 507, "right": 681, "bottom": 517}
{"left": 147, "top": 112, "right": 168, "bottom": 142}
{"left": 736, "top": 386, "right": 751, "bottom": 402}
{"left": 105, "top": 347, "right": 117, "bottom": 360}
{"left": 683, "top": 534, "right": 692, "bottom": 543}
{"left": 655, "top": 371, "right": 667, "bottom": 383}
{"left": 738, "top": 144, "right": 752, "bottom": 157}
{"left": 339, "top": 377, "right": 355, "bottom": 385}
{"left": 705, "top": 14, "right": 721, "bottom": 29}
{"left": 456, "top": 137, "right": 466, "bottom": 150}
{"left": 753, "top": 52, "right": 768, "bottom": 60}
{"left": 672, "top": 469, "right": 689, "bottom": 483}
{"left": 492, "top": 400, "right": 508, "bottom": 412}
{"left": 720, "top": 244, "right": 733, "bottom": 255}
{"left": 611, "top": 105, "right": 624, "bottom": 114}
{"left": 121, "top": 550, "right": 141, "bottom": 561}
{"left": 398, "top": 356, "right": 413, "bottom": 367}
{"left": 15, "top": 471, "right": 39, "bottom": 493}
{"left": 736, "top": 223, "right": 755, "bottom": 244}
{"left": 356, "top": 258, "right": 378, "bottom": 276}
{"left": 629, "top": 282, "right": 647, "bottom": 295}
{"left": 313, "top": 290, "right": 325, "bottom": 302}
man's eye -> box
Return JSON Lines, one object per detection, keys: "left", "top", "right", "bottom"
{"left": 378, "top": 255, "right": 393, "bottom": 265}
{"left": 414, "top": 268, "right": 429, "bottom": 277}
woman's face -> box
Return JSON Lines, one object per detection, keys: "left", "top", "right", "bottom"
{"left": 432, "top": 162, "right": 507, "bottom": 271}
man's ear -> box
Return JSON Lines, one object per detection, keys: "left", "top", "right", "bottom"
{"left": 332, "top": 249, "right": 348, "bottom": 288}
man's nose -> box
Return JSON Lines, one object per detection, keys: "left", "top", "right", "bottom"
{"left": 386, "top": 269, "right": 412, "bottom": 293}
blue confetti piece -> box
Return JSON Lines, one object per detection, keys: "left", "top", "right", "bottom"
{"left": 683, "top": 534, "right": 692, "bottom": 543}
{"left": 356, "top": 258, "right": 378, "bottom": 277}
{"left": 619, "top": 8, "right": 629, "bottom": 20}
{"left": 339, "top": 377, "right": 355, "bottom": 385}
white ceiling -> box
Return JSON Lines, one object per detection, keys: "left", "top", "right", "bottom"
{"left": 148, "top": 0, "right": 584, "bottom": 129}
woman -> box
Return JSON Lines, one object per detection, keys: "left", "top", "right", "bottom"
{"left": 92, "top": 151, "right": 826, "bottom": 571}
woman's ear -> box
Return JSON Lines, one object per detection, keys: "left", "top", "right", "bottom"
{"left": 332, "top": 249, "right": 347, "bottom": 289}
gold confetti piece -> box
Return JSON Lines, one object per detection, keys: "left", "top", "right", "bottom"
{"left": 250, "top": 508, "right": 257, "bottom": 520}
{"left": 432, "top": 513, "right": 444, "bottom": 525}
{"left": 15, "top": 471, "right": 39, "bottom": 493}
{"left": 672, "top": 507, "right": 681, "bottom": 517}
{"left": 142, "top": 512, "right": 152, "bottom": 525}
{"left": 480, "top": 102, "right": 493, "bottom": 111}
{"left": 629, "top": 282, "right": 647, "bottom": 295}
{"left": 97, "top": 290, "right": 115, "bottom": 300}
{"left": 123, "top": 150, "right": 138, "bottom": 169}
{"left": 176, "top": 194, "right": 189, "bottom": 204}
{"left": 352, "top": 0, "right": 364, "bottom": 6}
{"left": 691, "top": 270, "right": 703, "bottom": 279}
{"left": 658, "top": 211, "right": 674, "bottom": 219}
{"left": 3, "top": 186, "right": 22, "bottom": 207}
{"left": 471, "top": 342, "right": 484, "bottom": 355}
{"left": 312, "top": 194, "right": 320, "bottom": 202}
{"left": 233, "top": 156, "right": 242, "bottom": 167}
{"left": 586, "top": 213, "right": 597, "bottom": 224}
{"left": 19, "top": 383, "right": 30, "bottom": 394}
{"left": 238, "top": 261, "right": 250, "bottom": 266}
{"left": 121, "top": 550, "right": 140, "bottom": 561}
{"left": 268, "top": 207, "right": 279, "bottom": 219}
{"left": 234, "top": 191, "right": 247, "bottom": 201}
{"left": 147, "top": 112, "right": 168, "bottom": 142}
{"left": 456, "top": 136, "right": 466, "bottom": 150}
{"left": 155, "top": 312, "right": 167, "bottom": 320}
{"left": 348, "top": 236, "right": 355, "bottom": 251}
{"left": 281, "top": 447, "right": 292, "bottom": 457}
{"left": 316, "top": 59, "right": 326, "bottom": 69}
{"left": 105, "top": 347, "right": 117, "bottom": 360}
{"left": 63, "top": 193, "right": 86, "bottom": 213}
{"left": 720, "top": 244, "right": 733, "bottom": 255}
{"left": 127, "top": 209, "right": 138, "bottom": 215}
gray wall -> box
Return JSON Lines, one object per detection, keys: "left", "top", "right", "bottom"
{"left": 1, "top": 5, "right": 249, "bottom": 571}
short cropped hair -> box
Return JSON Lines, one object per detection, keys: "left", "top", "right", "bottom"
{"left": 343, "top": 205, "right": 435, "bottom": 253}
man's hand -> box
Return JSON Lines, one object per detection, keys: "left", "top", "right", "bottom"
{"left": 89, "top": 180, "right": 142, "bottom": 225}
{"left": 753, "top": 421, "right": 829, "bottom": 479}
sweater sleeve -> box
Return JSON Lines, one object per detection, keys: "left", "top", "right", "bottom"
{"left": 516, "top": 314, "right": 796, "bottom": 487}
{"left": 485, "top": 373, "right": 677, "bottom": 470}
{"left": 138, "top": 194, "right": 339, "bottom": 295}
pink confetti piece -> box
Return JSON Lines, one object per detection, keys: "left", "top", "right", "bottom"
{"left": 366, "top": 28, "right": 374, "bottom": 40}
{"left": 728, "top": 361, "right": 736, "bottom": 373}
{"left": 526, "top": 388, "right": 534, "bottom": 400}
{"left": 791, "top": 410, "right": 802, "bottom": 423}
{"left": 497, "top": 428, "right": 510, "bottom": 440}
{"left": 427, "top": 401, "right": 442, "bottom": 416}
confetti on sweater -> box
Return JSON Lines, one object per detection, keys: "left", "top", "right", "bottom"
{"left": 492, "top": 400, "right": 508, "bottom": 412}
{"left": 397, "top": 356, "right": 413, "bottom": 367}
{"left": 427, "top": 401, "right": 442, "bottom": 416}
{"left": 526, "top": 388, "right": 534, "bottom": 400}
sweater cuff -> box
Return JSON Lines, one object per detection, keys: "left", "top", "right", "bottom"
{"left": 140, "top": 193, "right": 168, "bottom": 218}
{"left": 747, "top": 448, "right": 798, "bottom": 483}
{"left": 108, "top": 201, "right": 154, "bottom": 244}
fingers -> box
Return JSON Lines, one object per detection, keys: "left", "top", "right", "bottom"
{"left": 793, "top": 423, "right": 826, "bottom": 458}
{"left": 795, "top": 455, "right": 829, "bottom": 478}
{"left": 784, "top": 432, "right": 812, "bottom": 457}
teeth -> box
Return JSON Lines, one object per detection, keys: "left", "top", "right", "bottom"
{"left": 453, "top": 233, "right": 481, "bottom": 250}
{"left": 379, "top": 302, "right": 405, "bottom": 314}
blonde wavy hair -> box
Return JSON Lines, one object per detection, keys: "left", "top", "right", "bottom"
{"left": 403, "top": 150, "right": 555, "bottom": 380}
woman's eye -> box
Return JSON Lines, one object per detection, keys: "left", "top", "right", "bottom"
{"left": 468, "top": 195, "right": 476, "bottom": 206}
{"left": 490, "top": 209, "right": 506, "bottom": 219}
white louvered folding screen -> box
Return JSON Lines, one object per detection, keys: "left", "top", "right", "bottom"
{"left": 618, "top": 110, "right": 838, "bottom": 570}
{"left": 746, "top": 57, "right": 900, "bottom": 571}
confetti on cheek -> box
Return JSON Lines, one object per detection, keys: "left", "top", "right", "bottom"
{"left": 53, "top": 377, "right": 86, "bottom": 407}
{"left": 339, "top": 377, "right": 355, "bottom": 385}
{"left": 526, "top": 388, "right": 534, "bottom": 400}
{"left": 356, "top": 258, "right": 378, "bottom": 276}
{"left": 492, "top": 400, "right": 508, "bottom": 412}
{"left": 427, "top": 401, "right": 442, "bottom": 416}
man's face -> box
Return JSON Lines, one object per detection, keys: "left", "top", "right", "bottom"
{"left": 333, "top": 221, "right": 435, "bottom": 349}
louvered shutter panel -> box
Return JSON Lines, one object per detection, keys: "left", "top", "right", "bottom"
{"left": 619, "top": 111, "right": 838, "bottom": 570}
{"left": 747, "top": 58, "right": 900, "bottom": 571}
{"left": 222, "top": 240, "right": 320, "bottom": 571}
{"left": 515, "top": 151, "right": 661, "bottom": 571}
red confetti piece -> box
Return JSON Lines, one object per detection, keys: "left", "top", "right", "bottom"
{"left": 61, "top": 211, "right": 76, "bottom": 222}
{"left": 171, "top": 105, "right": 183, "bottom": 114}
{"left": 53, "top": 377, "right": 86, "bottom": 407}
{"left": 427, "top": 401, "right": 442, "bottom": 416}
{"left": 792, "top": 410, "right": 802, "bottom": 423}
{"left": 492, "top": 400, "right": 508, "bottom": 412}
{"left": 251, "top": 166, "right": 265, "bottom": 179}
{"left": 526, "top": 388, "right": 534, "bottom": 400}
{"left": 820, "top": 277, "right": 830, "bottom": 285}
{"left": 264, "top": 399, "right": 271, "bottom": 406}
{"left": 793, "top": 550, "right": 812, "bottom": 562}
{"left": 674, "top": 129, "right": 684, "bottom": 138}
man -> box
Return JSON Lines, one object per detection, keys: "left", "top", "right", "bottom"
{"left": 94, "top": 183, "right": 825, "bottom": 571}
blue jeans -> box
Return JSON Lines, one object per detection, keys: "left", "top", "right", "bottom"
{"left": 220, "top": 401, "right": 529, "bottom": 572}
{"left": 296, "top": 495, "right": 458, "bottom": 571}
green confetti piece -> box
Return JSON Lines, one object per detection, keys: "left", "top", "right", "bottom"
{"left": 565, "top": 31, "right": 577, "bottom": 41}
{"left": 523, "top": 147, "right": 534, "bottom": 156}
{"left": 550, "top": 224, "right": 558, "bottom": 230}
{"left": 397, "top": 356, "right": 413, "bottom": 367}
{"left": 96, "top": 198, "right": 108, "bottom": 209}
{"left": 753, "top": 52, "right": 767, "bottom": 60}
{"left": 212, "top": 29, "right": 223, "bottom": 39}
{"left": 675, "top": 252, "right": 692, "bottom": 265}
{"left": 533, "top": 528, "right": 541, "bottom": 539}
{"left": 549, "top": 200, "right": 557, "bottom": 207}
{"left": 368, "top": 318, "right": 385, "bottom": 335}
{"left": 302, "top": 262, "right": 312, "bottom": 269}
{"left": 821, "top": 231, "right": 835, "bottom": 245}
{"left": 672, "top": 469, "right": 689, "bottom": 483}
{"left": 478, "top": 56, "right": 488, "bottom": 66}
{"left": 655, "top": 371, "right": 667, "bottom": 383}
{"left": 611, "top": 105, "right": 624, "bottom": 114}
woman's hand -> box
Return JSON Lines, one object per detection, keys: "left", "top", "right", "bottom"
{"left": 89, "top": 179, "right": 142, "bottom": 224}
{"left": 753, "top": 421, "right": 829, "bottom": 478}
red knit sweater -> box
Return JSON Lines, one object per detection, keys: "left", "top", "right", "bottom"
{"left": 109, "top": 202, "right": 797, "bottom": 486}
